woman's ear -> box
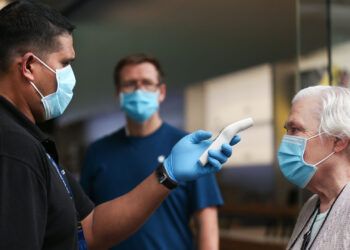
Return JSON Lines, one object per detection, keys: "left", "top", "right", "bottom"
{"left": 333, "top": 136, "right": 349, "bottom": 153}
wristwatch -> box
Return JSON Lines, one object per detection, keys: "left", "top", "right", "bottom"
{"left": 156, "top": 164, "right": 178, "bottom": 190}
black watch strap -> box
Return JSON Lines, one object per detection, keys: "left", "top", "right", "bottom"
{"left": 156, "top": 164, "right": 178, "bottom": 190}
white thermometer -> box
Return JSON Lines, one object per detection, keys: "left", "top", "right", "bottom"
{"left": 199, "top": 118, "right": 254, "bottom": 166}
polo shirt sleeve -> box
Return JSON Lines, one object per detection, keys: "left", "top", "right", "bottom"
{"left": 187, "top": 173, "right": 224, "bottom": 214}
{"left": 66, "top": 171, "right": 95, "bottom": 221}
{"left": 0, "top": 155, "right": 47, "bottom": 249}
{"left": 80, "top": 145, "right": 98, "bottom": 199}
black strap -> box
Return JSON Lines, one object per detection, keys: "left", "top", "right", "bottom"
{"left": 288, "top": 199, "right": 319, "bottom": 250}
{"left": 156, "top": 164, "right": 178, "bottom": 190}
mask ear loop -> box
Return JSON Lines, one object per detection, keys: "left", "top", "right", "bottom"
{"left": 314, "top": 151, "right": 335, "bottom": 166}
{"left": 29, "top": 80, "right": 51, "bottom": 119}
{"left": 307, "top": 131, "right": 326, "bottom": 141}
{"left": 307, "top": 132, "right": 335, "bottom": 166}
{"left": 29, "top": 81, "right": 44, "bottom": 99}
{"left": 28, "top": 55, "right": 55, "bottom": 98}
{"left": 32, "top": 54, "right": 61, "bottom": 95}
{"left": 33, "top": 55, "right": 56, "bottom": 74}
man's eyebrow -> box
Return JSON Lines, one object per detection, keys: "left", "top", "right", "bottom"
{"left": 63, "top": 58, "right": 75, "bottom": 64}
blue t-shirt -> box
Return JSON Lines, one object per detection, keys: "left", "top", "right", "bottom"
{"left": 80, "top": 123, "right": 223, "bottom": 250}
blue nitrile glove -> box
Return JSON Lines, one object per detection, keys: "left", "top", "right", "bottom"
{"left": 163, "top": 130, "right": 241, "bottom": 183}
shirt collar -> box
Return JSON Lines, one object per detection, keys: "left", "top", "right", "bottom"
{"left": 0, "top": 95, "right": 59, "bottom": 162}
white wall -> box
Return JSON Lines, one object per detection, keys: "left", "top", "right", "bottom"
{"left": 185, "top": 64, "right": 274, "bottom": 167}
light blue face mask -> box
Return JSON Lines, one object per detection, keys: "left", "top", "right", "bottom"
{"left": 277, "top": 133, "right": 335, "bottom": 188}
{"left": 29, "top": 55, "right": 76, "bottom": 120}
{"left": 120, "top": 89, "right": 159, "bottom": 123}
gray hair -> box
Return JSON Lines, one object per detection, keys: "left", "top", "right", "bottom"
{"left": 292, "top": 86, "right": 350, "bottom": 141}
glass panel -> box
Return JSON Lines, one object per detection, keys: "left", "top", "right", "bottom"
{"left": 331, "top": 0, "right": 350, "bottom": 87}
{"left": 298, "top": 0, "right": 329, "bottom": 89}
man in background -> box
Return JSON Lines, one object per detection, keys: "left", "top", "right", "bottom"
{"left": 81, "top": 54, "right": 223, "bottom": 250}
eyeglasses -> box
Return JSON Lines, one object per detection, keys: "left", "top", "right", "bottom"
{"left": 120, "top": 80, "right": 161, "bottom": 92}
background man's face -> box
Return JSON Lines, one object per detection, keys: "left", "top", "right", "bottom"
{"left": 119, "top": 62, "right": 160, "bottom": 93}
{"left": 116, "top": 62, "right": 166, "bottom": 104}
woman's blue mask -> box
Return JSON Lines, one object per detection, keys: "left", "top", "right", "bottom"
{"left": 29, "top": 55, "right": 76, "bottom": 120}
{"left": 277, "top": 133, "right": 334, "bottom": 188}
{"left": 120, "top": 89, "right": 159, "bottom": 123}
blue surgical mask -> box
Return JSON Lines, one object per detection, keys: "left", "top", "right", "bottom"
{"left": 120, "top": 89, "right": 159, "bottom": 123}
{"left": 29, "top": 55, "right": 76, "bottom": 120}
{"left": 277, "top": 133, "right": 335, "bottom": 188}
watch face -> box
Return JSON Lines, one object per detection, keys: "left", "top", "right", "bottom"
{"left": 159, "top": 175, "right": 167, "bottom": 183}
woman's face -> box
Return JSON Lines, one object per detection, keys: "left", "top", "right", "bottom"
{"left": 284, "top": 96, "right": 334, "bottom": 187}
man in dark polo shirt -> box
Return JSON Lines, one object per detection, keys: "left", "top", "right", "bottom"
{"left": 0, "top": 1, "right": 239, "bottom": 249}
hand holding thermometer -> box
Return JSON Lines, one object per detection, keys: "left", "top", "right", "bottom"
{"left": 199, "top": 118, "right": 254, "bottom": 166}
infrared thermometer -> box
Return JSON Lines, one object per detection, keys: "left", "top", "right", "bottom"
{"left": 199, "top": 118, "right": 254, "bottom": 166}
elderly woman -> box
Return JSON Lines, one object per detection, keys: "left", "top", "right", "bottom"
{"left": 278, "top": 85, "right": 350, "bottom": 249}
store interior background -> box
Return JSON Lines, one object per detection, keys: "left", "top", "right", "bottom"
{"left": 2, "top": 0, "right": 350, "bottom": 249}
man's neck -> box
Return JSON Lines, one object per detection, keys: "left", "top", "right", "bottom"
{"left": 0, "top": 77, "right": 36, "bottom": 123}
{"left": 126, "top": 112, "right": 163, "bottom": 137}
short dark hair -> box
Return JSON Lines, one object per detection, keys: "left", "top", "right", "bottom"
{"left": 0, "top": 0, "right": 75, "bottom": 74}
{"left": 113, "top": 53, "right": 165, "bottom": 87}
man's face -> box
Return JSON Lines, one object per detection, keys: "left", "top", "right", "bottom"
{"left": 29, "top": 33, "right": 75, "bottom": 121}
{"left": 116, "top": 62, "right": 166, "bottom": 103}
{"left": 34, "top": 34, "right": 75, "bottom": 96}
{"left": 284, "top": 96, "right": 333, "bottom": 166}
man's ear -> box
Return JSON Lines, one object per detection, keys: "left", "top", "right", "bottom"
{"left": 158, "top": 83, "right": 166, "bottom": 103}
{"left": 334, "top": 137, "right": 349, "bottom": 153}
{"left": 21, "top": 53, "right": 36, "bottom": 82}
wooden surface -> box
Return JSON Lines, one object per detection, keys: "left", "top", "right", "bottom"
{"left": 218, "top": 204, "right": 297, "bottom": 250}
{"left": 220, "top": 237, "right": 287, "bottom": 250}
{"left": 220, "top": 228, "right": 288, "bottom": 250}
{"left": 219, "top": 204, "right": 299, "bottom": 218}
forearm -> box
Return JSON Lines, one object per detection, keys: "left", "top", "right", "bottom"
{"left": 82, "top": 172, "right": 171, "bottom": 249}
{"left": 197, "top": 227, "right": 219, "bottom": 250}
{"left": 195, "top": 207, "right": 219, "bottom": 250}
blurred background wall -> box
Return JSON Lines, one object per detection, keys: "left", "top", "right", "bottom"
{"left": 2, "top": 0, "right": 350, "bottom": 249}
